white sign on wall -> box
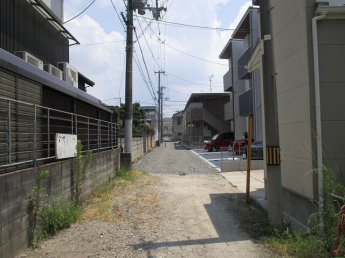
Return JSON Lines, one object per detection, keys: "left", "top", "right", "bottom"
{"left": 55, "top": 134, "right": 77, "bottom": 159}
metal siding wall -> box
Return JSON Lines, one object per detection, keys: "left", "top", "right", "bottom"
{"left": 0, "top": 0, "right": 69, "bottom": 66}
{"left": 0, "top": 68, "right": 42, "bottom": 173}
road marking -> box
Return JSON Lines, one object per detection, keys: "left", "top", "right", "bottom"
{"left": 191, "top": 150, "right": 221, "bottom": 172}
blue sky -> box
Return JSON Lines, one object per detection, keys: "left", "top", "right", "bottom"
{"left": 64, "top": 0, "right": 252, "bottom": 116}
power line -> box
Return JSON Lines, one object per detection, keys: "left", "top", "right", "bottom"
{"left": 64, "top": 0, "right": 97, "bottom": 24}
{"left": 133, "top": 52, "right": 156, "bottom": 103}
{"left": 133, "top": 25, "right": 157, "bottom": 103}
{"left": 135, "top": 16, "right": 250, "bottom": 31}
{"left": 138, "top": 18, "right": 224, "bottom": 87}
{"left": 168, "top": 88, "right": 190, "bottom": 96}
{"left": 163, "top": 42, "right": 228, "bottom": 66}
{"left": 110, "top": 0, "right": 126, "bottom": 31}
{"left": 70, "top": 40, "right": 125, "bottom": 47}
{"left": 136, "top": 19, "right": 229, "bottom": 67}
{"left": 110, "top": 0, "right": 156, "bottom": 106}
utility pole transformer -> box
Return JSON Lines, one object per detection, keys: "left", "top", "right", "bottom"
{"left": 260, "top": 0, "right": 283, "bottom": 226}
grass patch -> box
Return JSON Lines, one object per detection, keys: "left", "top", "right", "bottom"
{"left": 230, "top": 194, "right": 331, "bottom": 257}
{"left": 40, "top": 201, "right": 81, "bottom": 238}
{"left": 229, "top": 194, "right": 274, "bottom": 239}
{"left": 262, "top": 230, "right": 329, "bottom": 258}
{"left": 229, "top": 166, "right": 345, "bottom": 257}
{"left": 81, "top": 169, "right": 152, "bottom": 222}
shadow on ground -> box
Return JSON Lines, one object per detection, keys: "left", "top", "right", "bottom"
{"left": 132, "top": 193, "right": 253, "bottom": 251}
{"left": 173, "top": 143, "right": 188, "bottom": 151}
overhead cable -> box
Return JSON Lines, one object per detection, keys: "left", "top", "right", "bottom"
{"left": 64, "top": 0, "right": 97, "bottom": 24}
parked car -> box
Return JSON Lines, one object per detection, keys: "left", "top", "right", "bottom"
{"left": 204, "top": 132, "right": 234, "bottom": 152}
{"left": 230, "top": 138, "right": 256, "bottom": 155}
{"left": 243, "top": 141, "right": 263, "bottom": 160}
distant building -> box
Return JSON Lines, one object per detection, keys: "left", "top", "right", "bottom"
{"left": 172, "top": 111, "right": 183, "bottom": 141}
{"left": 162, "top": 117, "right": 173, "bottom": 141}
{"left": 141, "top": 106, "right": 158, "bottom": 129}
{"left": 220, "top": 6, "right": 262, "bottom": 142}
{"left": 182, "top": 93, "right": 231, "bottom": 149}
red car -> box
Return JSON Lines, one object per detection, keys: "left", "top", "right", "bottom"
{"left": 204, "top": 132, "right": 234, "bottom": 152}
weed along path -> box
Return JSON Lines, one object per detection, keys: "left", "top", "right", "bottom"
{"left": 22, "top": 142, "right": 271, "bottom": 258}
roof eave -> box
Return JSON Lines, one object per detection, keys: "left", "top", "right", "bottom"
{"left": 28, "top": 0, "right": 80, "bottom": 46}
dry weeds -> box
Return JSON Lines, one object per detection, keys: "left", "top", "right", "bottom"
{"left": 80, "top": 171, "right": 161, "bottom": 224}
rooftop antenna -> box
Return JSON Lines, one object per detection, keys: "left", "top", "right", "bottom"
{"left": 209, "top": 75, "right": 214, "bottom": 93}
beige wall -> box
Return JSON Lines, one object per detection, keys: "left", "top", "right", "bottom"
{"left": 270, "top": 0, "right": 317, "bottom": 199}
{"left": 118, "top": 136, "right": 155, "bottom": 164}
{"left": 318, "top": 18, "right": 345, "bottom": 184}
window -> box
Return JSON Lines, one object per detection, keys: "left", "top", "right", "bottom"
{"left": 178, "top": 133, "right": 182, "bottom": 136}
{"left": 212, "top": 134, "right": 219, "bottom": 140}
{"left": 177, "top": 118, "right": 181, "bottom": 125}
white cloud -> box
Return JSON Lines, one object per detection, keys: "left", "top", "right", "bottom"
{"left": 64, "top": 0, "right": 253, "bottom": 115}
{"left": 66, "top": 15, "right": 125, "bottom": 103}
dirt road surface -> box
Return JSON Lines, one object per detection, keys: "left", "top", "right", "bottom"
{"left": 22, "top": 143, "right": 271, "bottom": 258}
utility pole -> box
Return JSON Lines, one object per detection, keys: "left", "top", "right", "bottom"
{"left": 209, "top": 75, "right": 213, "bottom": 93}
{"left": 124, "top": 0, "right": 134, "bottom": 154}
{"left": 122, "top": 1, "right": 166, "bottom": 151}
{"left": 260, "top": 0, "right": 283, "bottom": 226}
{"left": 157, "top": 81, "right": 161, "bottom": 144}
{"left": 155, "top": 70, "right": 165, "bottom": 143}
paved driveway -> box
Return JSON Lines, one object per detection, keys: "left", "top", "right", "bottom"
{"left": 192, "top": 149, "right": 242, "bottom": 172}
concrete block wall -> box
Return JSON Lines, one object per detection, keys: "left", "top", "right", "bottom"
{"left": 119, "top": 135, "right": 155, "bottom": 165}
{"left": 0, "top": 148, "right": 121, "bottom": 258}
{"left": 221, "top": 160, "right": 264, "bottom": 172}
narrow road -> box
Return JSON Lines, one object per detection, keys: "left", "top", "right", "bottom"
{"left": 23, "top": 143, "right": 270, "bottom": 258}
{"left": 133, "top": 142, "right": 270, "bottom": 257}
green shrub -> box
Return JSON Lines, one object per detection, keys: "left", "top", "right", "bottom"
{"left": 40, "top": 201, "right": 81, "bottom": 237}
{"left": 116, "top": 168, "right": 135, "bottom": 181}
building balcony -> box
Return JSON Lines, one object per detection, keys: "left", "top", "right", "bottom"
{"left": 238, "top": 47, "right": 252, "bottom": 80}
{"left": 239, "top": 88, "right": 253, "bottom": 117}
{"left": 224, "top": 100, "right": 234, "bottom": 121}
{"left": 223, "top": 69, "right": 233, "bottom": 92}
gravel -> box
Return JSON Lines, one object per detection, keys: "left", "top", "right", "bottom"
{"left": 134, "top": 142, "right": 216, "bottom": 175}
{"left": 21, "top": 142, "right": 271, "bottom": 258}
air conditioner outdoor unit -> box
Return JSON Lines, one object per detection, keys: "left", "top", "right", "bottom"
{"left": 57, "top": 62, "right": 78, "bottom": 88}
{"left": 44, "top": 64, "right": 63, "bottom": 80}
{"left": 14, "top": 51, "right": 44, "bottom": 70}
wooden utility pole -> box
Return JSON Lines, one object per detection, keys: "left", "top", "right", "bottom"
{"left": 246, "top": 116, "right": 253, "bottom": 203}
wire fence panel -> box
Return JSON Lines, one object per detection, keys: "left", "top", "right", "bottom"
{"left": 0, "top": 96, "right": 118, "bottom": 173}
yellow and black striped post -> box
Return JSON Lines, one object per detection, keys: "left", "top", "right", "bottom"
{"left": 266, "top": 146, "right": 281, "bottom": 165}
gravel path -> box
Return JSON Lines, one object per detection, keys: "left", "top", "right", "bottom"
{"left": 134, "top": 142, "right": 216, "bottom": 175}
{"left": 22, "top": 143, "right": 271, "bottom": 258}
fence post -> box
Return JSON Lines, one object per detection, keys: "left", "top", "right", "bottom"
{"left": 98, "top": 120, "right": 100, "bottom": 152}
{"left": 108, "top": 122, "right": 110, "bottom": 148}
{"left": 75, "top": 114, "right": 78, "bottom": 136}
{"left": 33, "top": 105, "right": 37, "bottom": 167}
{"left": 115, "top": 124, "right": 117, "bottom": 148}
{"left": 71, "top": 114, "right": 73, "bottom": 134}
{"left": 111, "top": 123, "right": 113, "bottom": 148}
{"left": 47, "top": 109, "right": 50, "bottom": 157}
{"left": 87, "top": 118, "right": 90, "bottom": 150}
{"left": 7, "top": 100, "right": 11, "bottom": 164}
